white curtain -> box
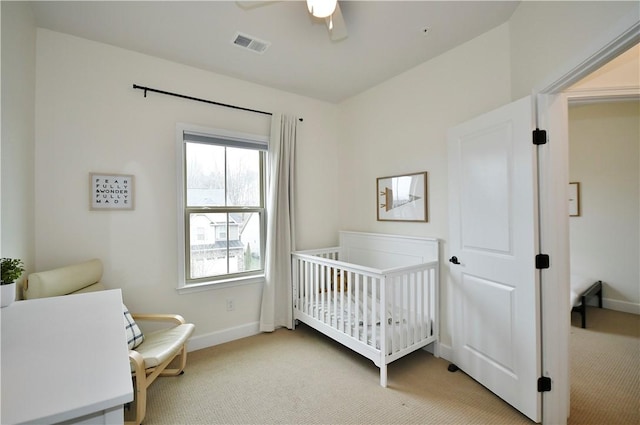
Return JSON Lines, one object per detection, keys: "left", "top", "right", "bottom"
{"left": 259, "top": 113, "right": 298, "bottom": 332}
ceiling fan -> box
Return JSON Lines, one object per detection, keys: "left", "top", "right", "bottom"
{"left": 236, "top": 0, "right": 348, "bottom": 41}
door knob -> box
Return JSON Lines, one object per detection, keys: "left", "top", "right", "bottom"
{"left": 449, "top": 256, "right": 460, "bottom": 265}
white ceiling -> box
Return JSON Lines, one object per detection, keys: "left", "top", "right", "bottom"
{"left": 31, "top": 1, "right": 521, "bottom": 103}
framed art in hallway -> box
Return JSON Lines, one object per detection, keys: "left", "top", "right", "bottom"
{"left": 377, "top": 172, "right": 428, "bottom": 222}
{"left": 90, "top": 172, "right": 135, "bottom": 210}
{"left": 569, "top": 182, "right": 580, "bottom": 217}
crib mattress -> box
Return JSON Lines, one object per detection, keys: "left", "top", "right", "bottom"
{"left": 299, "top": 293, "right": 429, "bottom": 353}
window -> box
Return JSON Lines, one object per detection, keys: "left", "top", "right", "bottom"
{"left": 177, "top": 125, "right": 268, "bottom": 288}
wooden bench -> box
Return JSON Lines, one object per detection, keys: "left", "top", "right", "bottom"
{"left": 571, "top": 280, "right": 602, "bottom": 328}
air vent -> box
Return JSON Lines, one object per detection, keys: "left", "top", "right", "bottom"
{"left": 232, "top": 32, "right": 270, "bottom": 54}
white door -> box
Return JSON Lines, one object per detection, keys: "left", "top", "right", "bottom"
{"left": 448, "top": 96, "right": 541, "bottom": 422}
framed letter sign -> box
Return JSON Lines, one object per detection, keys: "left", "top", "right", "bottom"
{"left": 90, "top": 173, "right": 135, "bottom": 210}
{"left": 377, "top": 172, "right": 428, "bottom": 222}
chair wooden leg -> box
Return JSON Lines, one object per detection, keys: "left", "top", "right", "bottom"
{"left": 136, "top": 379, "right": 147, "bottom": 425}
{"left": 160, "top": 345, "right": 188, "bottom": 377}
{"left": 125, "top": 346, "right": 189, "bottom": 424}
{"left": 127, "top": 351, "right": 148, "bottom": 425}
{"left": 124, "top": 374, "right": 148, "bottom": 425}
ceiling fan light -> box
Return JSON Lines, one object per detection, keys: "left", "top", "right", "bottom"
{"left": 307, "top": 0, "right": 337, "bottom": 19}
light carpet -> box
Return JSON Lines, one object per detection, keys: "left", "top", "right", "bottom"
{"left": 568, "top": 306, "right": 639, "bottom": 425}
{"left": 141, "top": 307, "right": 638, "bottom": 424}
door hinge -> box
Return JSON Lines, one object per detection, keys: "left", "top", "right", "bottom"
{"left": 536, "top": 254, "right": 550, "bottom": 269}
{"left": 538, "top": 376, "right": 552, "bottom": 392}
{"left": 533, "top": 128, "right": 547, "bottom": 145}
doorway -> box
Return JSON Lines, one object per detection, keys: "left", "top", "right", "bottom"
{"left": 565, "top": 48, "right": 639, "bottom": 423}
{"left": 537, "top": 33, "right": 639, "bottom": 424}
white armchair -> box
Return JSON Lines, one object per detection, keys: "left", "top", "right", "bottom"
{"left": 24, "top": 259, "right": 195, "bottom": 425}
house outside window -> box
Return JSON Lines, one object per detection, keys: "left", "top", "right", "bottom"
{"left": 177, "top": 125, "right": 267, "bottom": 289}
{"left": 196, "top": 226, "right": 206, "bottom": 242}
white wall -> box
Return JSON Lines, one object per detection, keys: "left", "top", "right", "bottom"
{"left": 570, "top": 44, "right": 640, "bottom": 91}
{"left": 337, "top": 23, "right": 512, "bottom": 350}
{"left": 34, "top": 29, "right": 341, "bottom": 346}
{"left": 509, "top": 1, "right": 640, "bottom": 99}
{"left": 1, "top": 1, "right": 36, "bottom": 293}
{"left": 569, "top": 101, "right": 640, "bottom": 313}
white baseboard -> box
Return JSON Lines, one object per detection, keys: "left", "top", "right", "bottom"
{"left": 186, "top": 321, "right": 261, "bottom": 352}
{"left": 186, "top": 323, "right": 461, "bottom": 366}
{"left": 422, "top": 342, "right": 436, "bottom": 355}
{"left": 602, "top": 298, "right": 640, "bottom": 315}
{"left": 437, "top": 342, "right": 454, "bottom": 363}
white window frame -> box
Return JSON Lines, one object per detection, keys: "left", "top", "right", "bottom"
{"left": 176, "top": 123, "right": 268, "bottom": 293}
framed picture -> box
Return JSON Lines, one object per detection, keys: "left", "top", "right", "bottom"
{"left": 569, "top": 182, "right": 580, "bottom": 217}
{"left": 90, "top": 173, "right": 135, "bottom": 210}
{"left": 377, "top": 172, "right": 427, "bottom": 222}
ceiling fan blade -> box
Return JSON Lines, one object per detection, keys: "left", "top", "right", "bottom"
{"left": 238, "top": 0, "right": 347, "bottom": 41}
{"left": 235, "top": 1, "right": 280, "bottom": 10}
{"left": 326, "top": 2, "right": 348, "bottom": 41}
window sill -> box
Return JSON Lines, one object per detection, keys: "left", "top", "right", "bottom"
{"left": 176, "top": 274, "right": 265, "bottom": 294}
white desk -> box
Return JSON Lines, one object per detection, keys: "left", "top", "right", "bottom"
{"left": 1, "top": 289, "right": 133, "bottom": 424}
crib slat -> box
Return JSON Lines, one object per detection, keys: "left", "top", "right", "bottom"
{"left": 334, "top": 267, "right": 338, "bottom": 330}
{"left": 400, "top": 275, "right": 405, "bottom": 348}
{"left": 412, "top": 271, "right": 417, "bottom": 343}
{"left": 303, "top": 258, "right": 307, "bottom": 314}
{"left": 390, "top": 276, "right": 396, "bottom": 353}
{"left": 349, "top": 273, "right": 361, "bottom": 340}
{"left": 347, "top": 270, "right": 352, "bottom": 337}
{"left": 430, "top": 268, "right": 436, "bottom": 337}
{"left": 321, "top": 263, "right": 325, "bottom": 321}
{"left": 426, "top": 270, "right": 431, "bottom": 337}
{"left": 412, "top": 273, "right": 416, "bottom": 343}
{"left": 313, "top": 262, "right": 319, "bottom": 320}
{"left": 380, "top": 277, "right": 387, "bottom": 358}
{"left": 414, "top": 272, "right": 419, "bottom": 345}
{"left": 363, "top": 277, "right": 368, "bottom": 344}
{"left": 318, "top": 263, "right": 323, "bottom": 321}
{"left": 403, "top": 274, "right": 408, "bottom": 349}
{"left": 372, "top": 277, "right": 378, "bottom": 350}
{"left": 396, "top": 275, "right": 401, "bottom": 349}
{"left": 340, "top": 269, "right": 345, "bottom": 332}
{"left": 419, "top": 271, "right": 424, "bottom": 342}
{"left": 310, "top": 262, "right": 315, "bottom": 319}
{"left": 433, "top": 268, "right": 437, "bottom": 337}
{"left": 415, "top": 271, "right": 421, "bottom": 342}
{"left": 309, "top": 260, "right": 313, "bottom": 317}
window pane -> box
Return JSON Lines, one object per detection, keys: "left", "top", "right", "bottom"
{"left": 186, "top": 142, "right": 225, "bottom": 207}
{"left": 188, "top": 212, "right": 262, "bottom": 280}
{"left": 237, "top": 212, "right": 263, "bottom": 273}
{"left": 226, "top": 148, "right": 261, "bottom": 207}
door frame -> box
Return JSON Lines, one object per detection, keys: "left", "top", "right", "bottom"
{"left": 536, "top": 19, "right": 639, "bottom": 425}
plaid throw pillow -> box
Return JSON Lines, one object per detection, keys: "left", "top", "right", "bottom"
{"left": 123, "top": 303, "right": 144, "bottom": 349}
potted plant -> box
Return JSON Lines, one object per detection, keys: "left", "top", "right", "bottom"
{"left": 1, "top": 258, "right": 24, "bottom": 307}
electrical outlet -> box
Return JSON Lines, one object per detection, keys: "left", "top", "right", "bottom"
{"left": 226, "top": 298, "right": 235, "bottom": 312}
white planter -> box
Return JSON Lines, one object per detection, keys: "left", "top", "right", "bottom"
{"left": 1, "top": 282, "right": 16, "bottom": 307}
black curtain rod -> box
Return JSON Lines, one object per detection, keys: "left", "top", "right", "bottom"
{"left": 132, "top": 84, "right": 303, "bottom": 122}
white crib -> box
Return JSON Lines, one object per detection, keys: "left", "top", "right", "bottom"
{"left": 292, "top": 231, "right": 439, "bottom": 387}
